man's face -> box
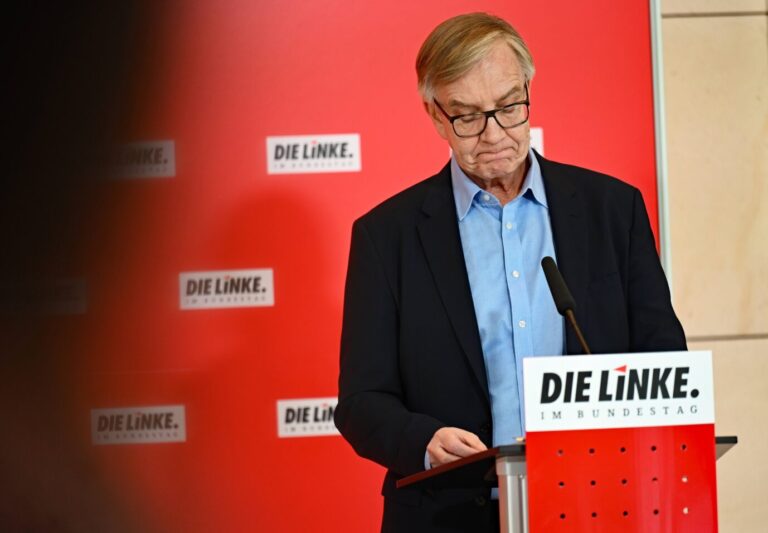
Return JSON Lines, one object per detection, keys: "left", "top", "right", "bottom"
{"left": 427, "top": 40, "right": 531, "bottom": 186}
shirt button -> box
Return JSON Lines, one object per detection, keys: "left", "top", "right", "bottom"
{"left": 505, "top": 222, "right": 513, "bottom": 230}
{"left": 482, "top": 194, "right": 491, "bottom": 202}
{"left": 512, "top": 270, "right": 520, "bottom": 278}
{"left": 519, "top": 320, "right": 527, "bottom": 328}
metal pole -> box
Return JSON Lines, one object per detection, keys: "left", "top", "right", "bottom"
{"left": 650, "top": 0, "right": 675, "bottom": 285}
{"left": 496, "top": 455, "right": 528, "bottom": 533}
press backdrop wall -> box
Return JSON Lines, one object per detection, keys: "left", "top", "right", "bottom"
{"left": 6, "top": 1, "right": 665, "bottom": 531}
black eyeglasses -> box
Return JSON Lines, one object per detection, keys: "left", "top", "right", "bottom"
{"left": 433, "top": 84, "right": 530, "bottom": 138}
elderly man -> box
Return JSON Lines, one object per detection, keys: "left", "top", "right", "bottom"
{"left": 335, "top": 12, "right": 685, "bottom": 533}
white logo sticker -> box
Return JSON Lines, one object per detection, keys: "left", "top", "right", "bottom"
{"left": 266, "top": 134, "right": 361, "bottom": 174}
{"left": 180, "top": 269, "right": 274, "bottom": 310}
{"left": 277, "top": 397, "right": 339, "bottom": 438}
{"left": 115, "top": 140, "right": 176, "bottom": 178}
{"left": 91, "top": 405, "right": 186, "bottom": 445}
{"left": 530, "top": 127, "right": 544, "bottom": 155}
{"left": 0, "top": 278, "right": 88, "bottom": 315}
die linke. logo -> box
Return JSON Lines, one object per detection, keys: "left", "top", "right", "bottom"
{"left": 277, "top": 397, "right": 339, "bottom": 438}
{"left": 114, "top": 140, "right": 176, "bottom": 178}
{"left": 266, "top": 134, "right": 361, "bottom": 174}
{"left": 91, "top": 405, "right": 186, "bottom": 445}
{"left": 539, "top": 365, "right": 699, "bottom": 404}
{"left": 179, "top": 269, "right": 274, "bottom": 310}
{"left": 0, "top": 278, "right": 87, "bottom": 315}
{"left": 523, "top": 352, "right": 715, "bottom": 432}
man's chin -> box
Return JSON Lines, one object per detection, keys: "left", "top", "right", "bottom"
{"left": 475, "top": 160, "right": 524, "bottom": 180}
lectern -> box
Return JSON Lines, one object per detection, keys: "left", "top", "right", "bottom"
{"left": 398, "top": 351, "right": 735, "bottom": 532}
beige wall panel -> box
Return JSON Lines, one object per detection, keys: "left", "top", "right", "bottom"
{"left": 663, "top": 16, "right": 768, "bottom": 337}
{"left": 662, "top": 0, "right": 767, "bottom": 15}
{"left": 689, "top": 339, "right": 768, "bottom": 532}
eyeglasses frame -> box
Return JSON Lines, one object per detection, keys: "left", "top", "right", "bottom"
{"left": 433, "top": 84, "right": 530, "bottom": 138}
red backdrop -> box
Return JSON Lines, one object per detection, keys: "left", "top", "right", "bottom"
{"left": 20, "top": 1, "right": 661, "bottom": 531}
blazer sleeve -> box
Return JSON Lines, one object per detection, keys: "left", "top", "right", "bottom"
{"left": 334, "top": 218, "right": 444, "bottom": 476}
{"left": 627, "top": 188, "right": 687, "bottom": 351}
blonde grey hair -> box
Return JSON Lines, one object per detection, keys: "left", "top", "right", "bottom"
{"left": 416, "top": 13, "right": 535, "bottom": 101}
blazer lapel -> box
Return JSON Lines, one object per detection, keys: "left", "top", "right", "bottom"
{"left": 417, "top": 167, "right": 490, "bottom": 403}
{"left": 537, "top": 154, "right": 590, "bottom": 355}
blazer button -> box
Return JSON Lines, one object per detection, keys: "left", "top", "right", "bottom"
{"left": 474, "top": 496, "right": 487, "bottom": 506}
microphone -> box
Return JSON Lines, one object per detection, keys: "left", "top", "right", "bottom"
{"left": 541, "top": 256, "right": 592, "bottom": 354}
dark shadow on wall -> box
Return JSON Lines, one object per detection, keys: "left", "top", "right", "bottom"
{"left": 1, "top": 4, "right": 174, "bottom": 531}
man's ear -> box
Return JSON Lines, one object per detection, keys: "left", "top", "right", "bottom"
{"left": 424, "top": 101, "right": 449, "bottom": 141}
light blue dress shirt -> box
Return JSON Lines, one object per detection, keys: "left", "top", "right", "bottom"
{"left": 451, "top": 150, "right": 565, "bottom": 447}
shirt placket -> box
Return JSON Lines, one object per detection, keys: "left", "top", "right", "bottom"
{"left": 501, "top": 200, "right": 532, "bottom": 437}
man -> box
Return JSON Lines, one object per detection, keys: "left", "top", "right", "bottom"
{"left": 335, "top": 13, "right": 685, "bottom": 533}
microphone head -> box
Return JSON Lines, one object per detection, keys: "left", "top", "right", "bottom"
{"left": 541, "top": 256, "right": 576, "bottom": 315}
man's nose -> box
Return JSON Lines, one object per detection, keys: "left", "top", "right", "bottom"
{"left": 480, "top": 115, "right": 506, "bottom": 143}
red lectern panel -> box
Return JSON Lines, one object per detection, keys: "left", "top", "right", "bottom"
{"left": 527, "top": 424, "right": 717, "bottom": 532}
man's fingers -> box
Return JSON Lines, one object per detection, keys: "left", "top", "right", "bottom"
{"left": 441, "top": 427, "right": 487, "bottom": 451}
{"left": 458, "top": 430, "right": 487, "bottom": 452}
{"left": 428, "top": 448, "right": 462, "bottom": 467}
{"left": 427, "top": 427, "right": 487, "bottom": 467}
{"left": 441, "top": 435, "right": 478, "bottom": 456}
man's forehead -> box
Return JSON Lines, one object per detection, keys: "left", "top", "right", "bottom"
{"left": 435, "top": 43, "right": 526, "bottom": 106}
{"left": 438, "top": 76, "right": 527, "bottom": 108}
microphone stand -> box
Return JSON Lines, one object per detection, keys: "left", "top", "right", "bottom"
{"left": 564, "top": 309, "right": 591, "bottom": 355}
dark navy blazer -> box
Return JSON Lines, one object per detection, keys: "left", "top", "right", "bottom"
{"left": 335, "top": 152, "right": 686, "bottom": 533}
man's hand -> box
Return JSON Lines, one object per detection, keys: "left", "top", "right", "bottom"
{"left": 427, "top": 427, "right": 488, "bottom": 467}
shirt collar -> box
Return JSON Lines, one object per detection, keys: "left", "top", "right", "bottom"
{"left": 451, "top": 149, "right": 548, "bottom": 221}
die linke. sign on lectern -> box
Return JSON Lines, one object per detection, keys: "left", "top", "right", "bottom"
{"left": 523, "top": 351, "right": 718, "bottom": 532}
